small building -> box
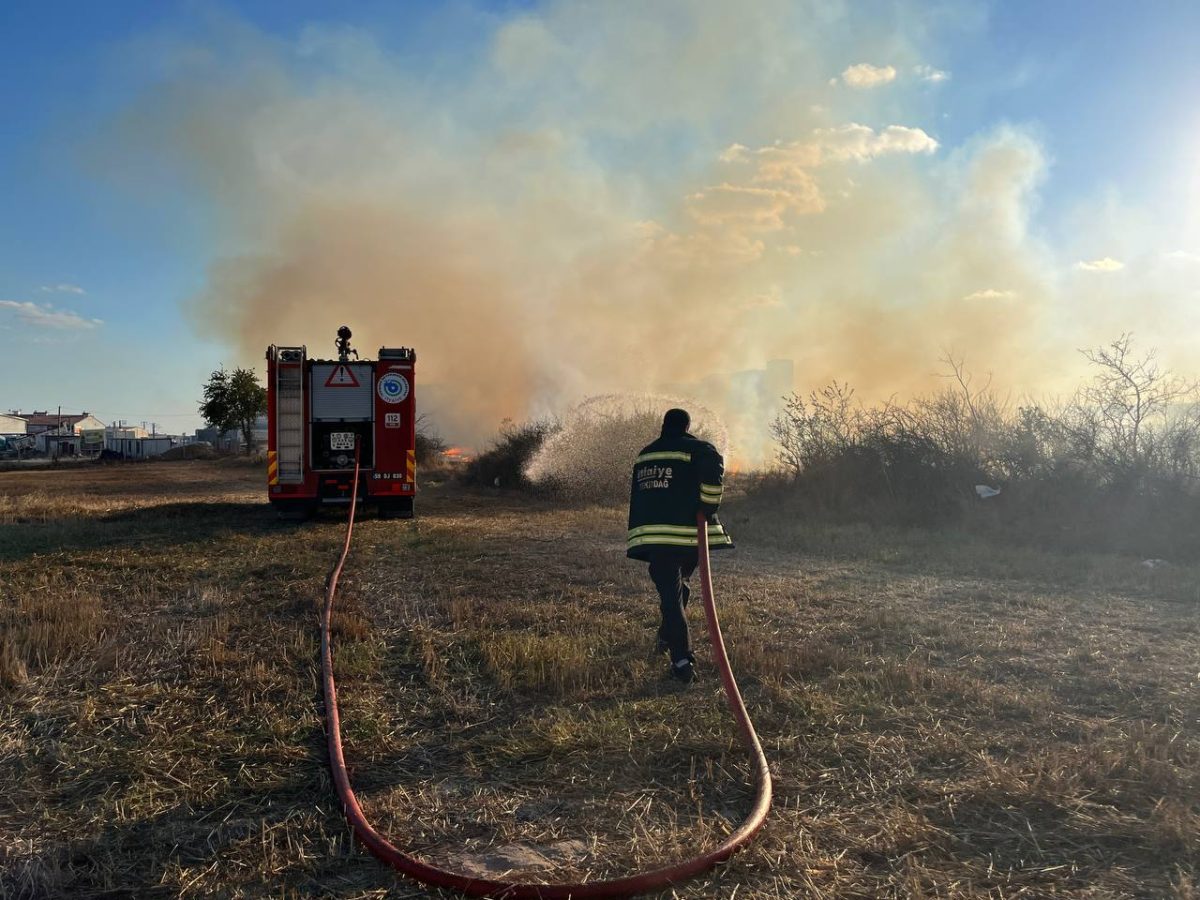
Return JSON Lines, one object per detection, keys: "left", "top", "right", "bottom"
{"left": 106, "top": 424, "right": 150, "bottom": 441}
{"left": 38, "top": 430, "right": 109, "bottom": 457}
{"left": 0, "top": 413, "right": 28, "bottom": 434}
{"left": 10, "top": 411, "right": 108, "bottom": 457}
{"left": 17, "top": 411, "right": 106, "bottom": 436}
{"left": 104, "top": 435, "right": 176, "bottom": 459}
{"left": 40, "top": 433, "right": 82, "bottom": 458}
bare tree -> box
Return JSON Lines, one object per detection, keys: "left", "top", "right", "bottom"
{"left": 904, "top": 353, "right": 1010, "bottom": 474}
{"left": 414, "top": 413, "right": 449, "bottom": 465}
{"left": 1075, "top": 334, "right": 1198, "bottom": 473}
{"left": 770, "top": 381, "right": 860, "bottom": 474}
{"left": 938, "top": 352, "right": 992, "bottom": 423}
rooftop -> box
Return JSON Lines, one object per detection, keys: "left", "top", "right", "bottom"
{"left": 10, "top": 411, "right": 94, "bottom": 427}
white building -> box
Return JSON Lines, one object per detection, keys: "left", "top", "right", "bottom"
{"left": 17, "top": 411, "right": 108, "bottom": 457}
{"left": 17, "top": 411, "right": 105, "bottom": 436}
{"left": 106, "top": 424, "right": 150, "bottom": 440}
{"left": 0, "top": 413, "right": 28, "bottom": 434}
{"left": 104, "top": 435, "right": 177, "bottom": 459}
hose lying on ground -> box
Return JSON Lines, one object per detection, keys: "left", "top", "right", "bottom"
{"left": 320, "top": 453, "right": 771, "bottom": 898}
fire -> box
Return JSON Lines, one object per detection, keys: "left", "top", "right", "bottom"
{"left": 441, "top": 446, "right": 471, "bottom": 464}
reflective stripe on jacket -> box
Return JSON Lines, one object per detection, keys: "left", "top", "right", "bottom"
{"left": 626, "top": 431, "right": 733, "bottom": 561}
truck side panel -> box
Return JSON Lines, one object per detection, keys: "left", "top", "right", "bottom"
{"left": 369, "top": 358, "right": 416, "bottom": 502}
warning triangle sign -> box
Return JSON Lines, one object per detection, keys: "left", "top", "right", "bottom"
{"left": 324, "top": 365, "right": 360, "bottom": 388}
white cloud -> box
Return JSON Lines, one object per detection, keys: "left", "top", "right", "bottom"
{"left": 749, "top": 142, "right": 822, "bottom": 184}
{"left": 700, "top": 124, "right": 939, "bottom": 233}
{"left": 963, "top": 288, "right": 1017, "bottom": 301}
{"left": 914, "top": 64, "right": 949, "bottom": 83}
{"left": 39, "top": 283, "right": 86, "bottom": 295}
{"left": 1077, "top": 257, "right": 1125, "bottom": 272}
{"left": 815, "top": 124, "right": 939, "bottom": 161}
{"left": 745, "top": 124, "right": 937, "bottom": 186}
{"left": 718, "top": 143, "right": 750, "bottom": 163}
{"left": 1162, "top": 250, "right": 1200, "bottom": 264}
{"left": 841, "top": 63, "right": 896, "bottom": 88}
{"left": 0, "top": 300, "right": 103, "bottom": 329}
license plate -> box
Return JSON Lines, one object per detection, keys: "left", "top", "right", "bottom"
{"left": 330, "top": 432, "right": 355, "bottom": 451}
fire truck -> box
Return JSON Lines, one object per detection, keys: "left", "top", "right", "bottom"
{"left": 265, "top": 326, "right": 416, "bottom": 518}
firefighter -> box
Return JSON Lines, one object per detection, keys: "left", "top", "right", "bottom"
{"left": 627, "top": 408, "right": 733, "bottom": 683}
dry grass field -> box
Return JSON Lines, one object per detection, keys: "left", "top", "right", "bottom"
{"left": 1, "top": 460, "right": 1198, "bottom": 898}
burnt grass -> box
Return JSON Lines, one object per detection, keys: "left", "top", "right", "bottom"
{"left": 1, "top": 460, "right": 1197, "bottom": 899}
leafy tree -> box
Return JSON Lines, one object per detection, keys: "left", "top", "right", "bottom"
{"left": 200, "top": 367, "right": 267, "bottom": 454}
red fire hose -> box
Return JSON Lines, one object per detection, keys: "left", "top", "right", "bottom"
{"left": 320, "top": 454, "right": 772, "bottom": 897}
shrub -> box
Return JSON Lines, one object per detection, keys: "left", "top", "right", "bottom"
{"left": 461, "top": 419, "right": 561, "bottom": 489}
{"left": 414, "top": 414, "right": 449, "bottom": 466}
{"left": 764, "top": 338, "right": 1200, "bottom": 556}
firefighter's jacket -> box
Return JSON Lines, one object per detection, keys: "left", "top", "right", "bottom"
{"left": 626, "top": 431, "right": 734, "bottom": 560}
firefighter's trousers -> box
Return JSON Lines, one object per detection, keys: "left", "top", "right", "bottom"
{"left": 647, "top": 548, "right": 698, "bottom": 665}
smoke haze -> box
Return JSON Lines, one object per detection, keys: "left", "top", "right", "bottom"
{"left": 101, "top": 3, "right": 1200, "bottom": 457}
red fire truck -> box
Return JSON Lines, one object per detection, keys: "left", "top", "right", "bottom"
{"left": 265, "top": 327, "right": 416, "bottom": 518}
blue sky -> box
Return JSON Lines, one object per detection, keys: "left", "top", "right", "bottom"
{"left": 2, "top": 1, "right": 1199, "bottom": 440}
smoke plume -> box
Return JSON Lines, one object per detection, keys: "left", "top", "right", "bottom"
{"left": 101, "top": 3, "right": 1194, "bottom": 460}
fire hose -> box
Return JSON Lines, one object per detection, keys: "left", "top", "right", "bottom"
{"left": 320, "top": 452, "right": 772, "bottom": 897}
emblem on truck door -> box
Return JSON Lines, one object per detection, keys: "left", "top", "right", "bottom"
{"left": 377, "top": 372, "right": 410, "bottom": 403}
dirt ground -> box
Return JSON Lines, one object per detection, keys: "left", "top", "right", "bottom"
{"left": 1, "top": 460, "right": 1197, "bottom": 898}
